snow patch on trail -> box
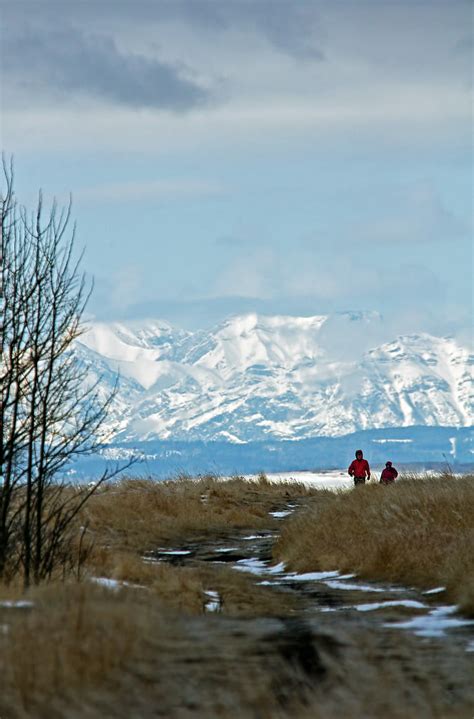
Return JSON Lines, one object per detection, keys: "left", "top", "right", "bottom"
{"left": 286, "top": 570, "right": 342, "bottom": 582}
{"left": 214, "top": 547, "right": 239, "bottom": 553}
{"left": 90, "top": 577, "right": 145, "bottom": 591}
{"left": 204, "top": 590, "right": 221, "bottom": 612}
{"left": 423, "top": 586, "right": 446, "bottom": 595}
{"left": 355, "top": 600, "right": 427, "bottom": 612}
{"left": 234, "top": 559, "right": 286, "bottom": 575}
{"left": 385, "top": 605, "right": 474, "bottom": 637}
{"left": 324, "top": 579, "right": 396, "bottom": 593}
{"left": 0, "top": 600, "right": 34, "bottom": 608}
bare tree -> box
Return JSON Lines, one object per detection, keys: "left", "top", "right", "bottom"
{"left": 0, "top": 158, "right": 132, "bottom": 587}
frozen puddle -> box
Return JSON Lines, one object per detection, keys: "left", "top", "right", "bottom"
{"left": 385, "top": 605, "right": 474, "bottom": 638}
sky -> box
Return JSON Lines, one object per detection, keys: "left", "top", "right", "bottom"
{"left": 1, "top": 0, "right": 472, "bottom": 340}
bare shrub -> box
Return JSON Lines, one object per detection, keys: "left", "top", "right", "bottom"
{"left": 0, "top": 159, "right": 130, "bottom": 587}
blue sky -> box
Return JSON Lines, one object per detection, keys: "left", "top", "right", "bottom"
{"left": 2, "top": 0, "right": 472, "bottom": 338}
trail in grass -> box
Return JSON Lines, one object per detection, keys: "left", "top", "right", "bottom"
{"left": 149, "top": 500, "right": 474, "bottom": 650}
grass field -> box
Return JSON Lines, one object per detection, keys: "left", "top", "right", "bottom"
{"left": 1, "top": 472, "right": 473, "bottom": 718}
{"left": 275, "top": 473, "right": 474, "bottom": 614}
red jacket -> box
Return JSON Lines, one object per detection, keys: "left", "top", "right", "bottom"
{"left": 380, "top": 467, "right": 398, "bottom": 483}
{"left": 348, "top": 458, "right": 370, "bottom": 479}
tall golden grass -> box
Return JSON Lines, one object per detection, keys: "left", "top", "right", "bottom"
{"left": 77, "top": 475, "right": 314, "bottom": 611}
{"left": 83, "top": 474, "right": 312, "bottom": 553}
{"left": 274, "top": 474, "right": 474, "bottom": 614}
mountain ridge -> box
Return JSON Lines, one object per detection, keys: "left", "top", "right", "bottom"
{"left": 76, "top": 312, "right": 473, "bottom": 443}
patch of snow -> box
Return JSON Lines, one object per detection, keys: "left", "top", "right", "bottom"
{"left": 385, "top": 605, "right": 474, "bottom": 637}
{"left": 423, "top": 586, "right": 446, "bottom": 595}
{"left": 254, "top": 471, "right": 353, "bottom": 491}
{"left": 214, "top": 547, "right": 239, "bottom": 553}
{"left": 142, "top": 556, "right": 163, "bottom": 564}
{"left": 354, "top": 600, "right": 427, "bottom": 612}
{"left": 324, "top": 579, "right": 395, "bottom": 593}
{"left": 156, "top": 549, "right": 192, "bottom": 556}
{"left": 284, "top": 570, "right": 341, "bottom": 582}
{"left": 90, "top": 577, "right": 145, "bottom": 591}
{"left": 466, "top": 640, "right": 474, "bottom": 652}
{"left": 0, "top": 600, "right": 34, "bottom": 608}
{"left": 372, "top": 438, "right": 413, "bottom": 444}
{"left": 90, "top": 577, "right": 122, "bottom": 590}
{"left": 204, "top": 590, "right": 221, "bottom": 612}
{"left": 234, "top": 558, "right": 286, "bottom": 575}
{"left": 270, "top": 510, "right": 292, "bottom": 518}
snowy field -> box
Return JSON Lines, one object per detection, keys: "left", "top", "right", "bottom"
{"left": 245, "top": 470, "right": 354, "bottom": 491}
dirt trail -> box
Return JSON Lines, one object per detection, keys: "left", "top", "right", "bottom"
{"left": 150, "top": 498, "right": 474, "bottom": 718}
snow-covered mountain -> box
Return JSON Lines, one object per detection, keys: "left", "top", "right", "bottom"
{"left": 76, "top": 313, "right": 473, "bottom": 443}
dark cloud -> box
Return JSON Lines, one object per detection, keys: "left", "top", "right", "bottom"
{"left": 4, "top": 1, "right": 324, "bottom": 62}
{"left": 167, "top": 1, "right": 325, "bottom": 60}
{"left": 3, "top": 24, "right": 211, "bottom": 110}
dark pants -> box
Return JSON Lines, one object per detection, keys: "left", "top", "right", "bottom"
{"left": 353, "top": 477, "right": 366, "bottom": 486}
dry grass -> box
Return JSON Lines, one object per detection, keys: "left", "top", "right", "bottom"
{"left": 0, "top": 582, "right": 331, "bottom": 719}
{"left": 1, "top": 580, "right": 473, "bottom": 719}
{"left": 83, "top": 474, "right": 311, "bottom": 550}
{"left": 1, "top": 475, "right": 474, "bottom": 718}
{"left": 274, "top": 474, "right": 474, "bottom": 614}
{"left": 75, "top": 474, "right": 313, "bottom": 615}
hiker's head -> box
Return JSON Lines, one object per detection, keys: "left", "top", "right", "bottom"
{"left": 386, "top": 461, "right": 392, "bottom": 467}
{"left": 355, "top": 449, "right": 363, "bottom": 459}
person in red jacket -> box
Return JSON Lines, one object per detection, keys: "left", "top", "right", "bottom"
{"left": 348, "top": 449, "right": 371, "bottom": 485}
{"left": 380, "top": 461, "right": 398, "bottom": 485}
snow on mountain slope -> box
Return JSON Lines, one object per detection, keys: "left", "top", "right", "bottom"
{"left": 75, "top": 313, "right": 473, "bottom": 442}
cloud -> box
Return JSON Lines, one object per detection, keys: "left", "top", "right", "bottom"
{"left": 3, "top": 24, "right": 212, "bottom": 110}
{"left": 76, "top": 179, "right": 222, "bottom": 203}
{"left": 5, "top": 1, "right": 325, "bottom": 62}
{"left": 359, "top": 184, "right": 469, "bottom": 245}
{"left": 171, "top": 0, "right": 325, "bottom": 60}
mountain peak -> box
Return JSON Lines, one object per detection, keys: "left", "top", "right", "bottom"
{"left": 76, "top": 313, "right": 473, "bottom": 442}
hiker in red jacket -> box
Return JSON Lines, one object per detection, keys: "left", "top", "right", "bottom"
{"left": 348, "top": 450, "right": 371, "bottom": 485}
{"left": 380, "top": 461, "right": 398, "bottom": 485}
